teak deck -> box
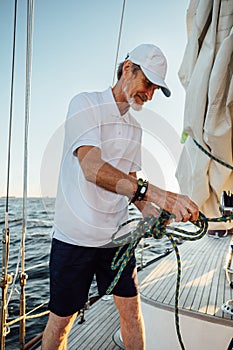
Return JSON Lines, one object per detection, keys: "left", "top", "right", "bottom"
{"left": 139, "top": 234, "right": 233, "bottom": 323}
{"left": 68, "top": 298, "right": 120, "bottom": 350}
{"left": 65, "top": 234, "right": 233, "bottom": 349}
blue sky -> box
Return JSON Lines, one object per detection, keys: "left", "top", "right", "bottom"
{"left": 0, "top": 0, "right": 190, "bottom": 197}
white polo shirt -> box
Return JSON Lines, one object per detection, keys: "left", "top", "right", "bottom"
{"left": 53, "top": 87, "right": 142, "bottom": 247}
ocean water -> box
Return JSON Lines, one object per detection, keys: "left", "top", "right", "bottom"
{"left": 0, "top": 197, "right": 175, "bottom": 349}
{"left": 0, "top": 197, "right": 53, "bottom": 349}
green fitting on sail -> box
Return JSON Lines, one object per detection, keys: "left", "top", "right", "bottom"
{"left": 180, "top": 131, "right": 188, "bottom": 144}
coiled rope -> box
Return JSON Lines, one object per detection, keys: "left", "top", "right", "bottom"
{"left": 106, "top": 210, "right": 233, "bottom": 350}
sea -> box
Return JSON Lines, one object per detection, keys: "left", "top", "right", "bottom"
{"left": 0, "top": 197, "right": 176, "bottom": 349}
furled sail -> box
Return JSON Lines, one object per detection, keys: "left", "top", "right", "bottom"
{"left": 176, "top": 0, "right": 233, "bottom": 230}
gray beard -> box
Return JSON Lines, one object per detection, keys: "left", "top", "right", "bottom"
{"left": 123, "top": 85, "right": 142, "bottom": 111}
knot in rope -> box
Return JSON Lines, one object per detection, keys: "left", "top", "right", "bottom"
{"left": 106, "top": 211, "right": 208, "bottom": 295}
{"left": 106, "top": 210, "right": 233, "bottom": 350}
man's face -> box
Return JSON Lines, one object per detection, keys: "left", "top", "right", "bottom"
{"left": 123, "top": 66, "right": 160, "bottom": 111}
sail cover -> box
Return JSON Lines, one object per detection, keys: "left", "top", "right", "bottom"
{"left": 176, "top": 0, "right": 233, "bottom": 230}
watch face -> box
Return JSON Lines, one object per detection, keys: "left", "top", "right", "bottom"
{"left": 138, "top": 179, "right": 144, "bottom": 186}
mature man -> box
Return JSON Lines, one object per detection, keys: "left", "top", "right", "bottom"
{"left": 42, "top": 44, "right": 199, "bottom": 350}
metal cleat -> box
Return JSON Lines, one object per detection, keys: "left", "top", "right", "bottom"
{"left": 219, "top": 191, "right": 233, "bottom": 221}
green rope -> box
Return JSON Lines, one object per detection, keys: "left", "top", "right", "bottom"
{"left": 106, "top": 210, "right": 233, "bottom": 350}
{"left": 193, "top": 138, "right": 233, "bottom": 170}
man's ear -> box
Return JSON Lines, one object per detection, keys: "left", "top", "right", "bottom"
{"left": 122, "top": 60, "right": 133, "bottom": 78}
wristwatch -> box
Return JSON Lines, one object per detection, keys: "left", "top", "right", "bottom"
{"left": 129, "top": 178, "right": 148, "bottom": 204}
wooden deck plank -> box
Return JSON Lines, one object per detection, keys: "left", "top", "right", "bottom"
{"left": 150, "top": 259, "right": 178, "bottom": 303}
{"left": 138, "top": 237, "right": 187, "bottom": 298}
{"left": 198, "top": 237, "right": 226, "bottom": 314}
{"left": 206, "top": 237, "right": 228, "bottom": 316}
{"left": 197, "top": 246, "right": 222, "bottom": 315}
{"left": 139, "top": 239, "right": 194, "bottom": 301}
{"left": 140, "top": 234, "right": 233, "bottom": 323}
{"left": 160, "top": 239, "right": 209, "bottom": 306}
{"left": 68, "top": 301, "right": 112, "bottom": 347}
{"left": 93, "top": 316, "right": 120, "bottom": 349}
{"left": 142, "top": 237, "right": 209, "bottom": 306}
{"left": 179, "top": 238, "right": 217, "bottom": 309}
{"left": 86, "top": 307, "right": 118, "bottom": 349}
{"left": 171, "top": 238, "right": 211, "bottom": 308}
{"left": 139, "top": 254, "right": 175, "bottom": 299}
{"left": 183, "top": 236, "right": 222, "bottom": 312}
{"left": 68, "top": 298, "right": 120, "bottom": 350}
{"left": 164, "top": 238, "right": 210, "bottom": 305}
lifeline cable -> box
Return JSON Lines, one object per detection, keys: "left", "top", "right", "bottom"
{"left": 106, "top": 210, "right": 233, "bottom": 350}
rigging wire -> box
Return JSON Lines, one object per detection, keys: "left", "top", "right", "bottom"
{"left": 7, "top": 249, "right": 21, "bottom": 306}
{"left": 1, "top": 2, "right": 48, "bottom": 345}
{"left": 19, "top": 0, "right": 34, "bottom": 348}
{"left": 4, "top": 0, "right": 18, "bottom": 215}
{"left": 0, "top": 1, "right": 18, "bottom": 348}
{"left": 21, "top": 0, "right": 34, "bottom": 275}
{"left": 112, "top": 0, "right": 126, "bottom": 85}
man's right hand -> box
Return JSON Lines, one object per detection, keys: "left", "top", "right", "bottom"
{"left": 145, "top": 184, "right": 199, "bottom": 223}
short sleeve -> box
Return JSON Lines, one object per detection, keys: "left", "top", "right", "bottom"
{"left": 64, "top": 93, "right": 101, "bottom": 155}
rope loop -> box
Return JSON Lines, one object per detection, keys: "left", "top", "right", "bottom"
{"left": 106, "top": 210, "right": 233, "bottom": 350}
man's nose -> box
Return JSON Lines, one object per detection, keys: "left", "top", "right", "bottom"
{"left": 146, "top": 87, "right": 155, "bottom": 101}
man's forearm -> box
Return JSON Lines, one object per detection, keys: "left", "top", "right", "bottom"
{"left": 76, "top": 145, "right": 137, "bottom": 199}
{"left": 76, "top": 145, "right": 199, "bottom": 222}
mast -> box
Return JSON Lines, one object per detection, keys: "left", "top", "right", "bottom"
{"left": 0, "top": 1, "right": 18, "bottom": 348}
{"left": 19, "top": 0, "right": 34, "bottom": 348}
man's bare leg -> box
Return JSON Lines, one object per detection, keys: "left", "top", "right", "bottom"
{"left": 114, "top": 294, "right": 145, "bottom": 350}
{"left": 41, "top": 311, "right": 77, "bottom": 350}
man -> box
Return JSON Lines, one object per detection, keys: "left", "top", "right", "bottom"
{"left": 42, "top": 44, "right": 199, "bottom": 350}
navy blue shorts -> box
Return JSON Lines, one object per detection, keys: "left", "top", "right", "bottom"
{"left": 48, "top": 238, "right": 138, "bottom": 317}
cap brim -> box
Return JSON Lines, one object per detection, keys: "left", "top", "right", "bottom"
{"left": 141, "top": 67, "right": 171, "bottom": 97}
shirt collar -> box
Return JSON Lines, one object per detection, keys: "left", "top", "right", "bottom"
{"left": 103, "top": 87, "right": 130, "bottom": 122}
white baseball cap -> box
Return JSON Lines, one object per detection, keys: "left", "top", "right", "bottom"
{"left": 126, "top": 44, "right": 171, "bottom": 97}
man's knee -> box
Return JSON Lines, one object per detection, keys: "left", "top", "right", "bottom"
{"left": 45, "top": 311, "right": 77, "bottom": 338}
{"left": 114, "top": 295, "right": 141, "bottom": 321}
